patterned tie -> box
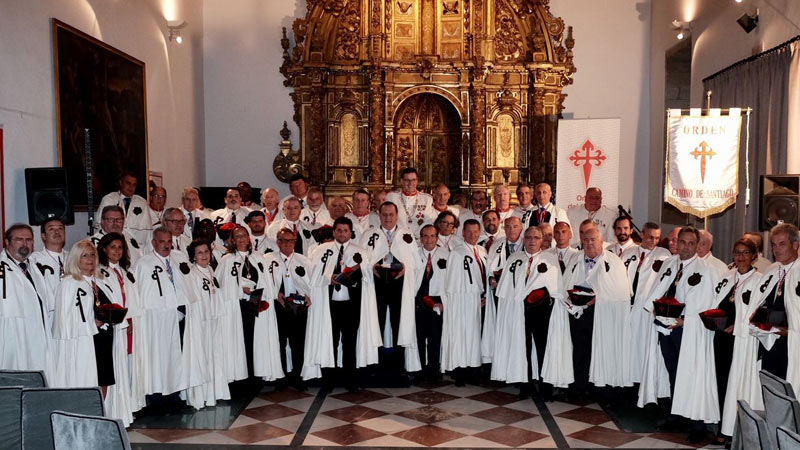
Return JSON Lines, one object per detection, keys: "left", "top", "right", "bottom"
{"left": 585, "top": 257, "right": 596, "bottom": 271}
{"left": 665, "top": 263, "right": 684, "bottom": 298}
{"left": 525, "top": 256, "right": 533, "bottom": 282}
{"left": 164, "top": 259, "right": 175, "bottom": 286}
{"left": 425, "top": 253, "right": 433, "bottom": 278}
{"left": 537, "top": 207, "right": 547, "bottom": 225}
{"left": 58, "top": 256, "right": 64, "bottom": 277}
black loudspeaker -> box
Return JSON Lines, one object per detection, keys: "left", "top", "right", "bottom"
{"left": 760, "top": 175, "right": 800, "bottom": 231}
{"left": 25, "top": 168, "right": 74, "bottom": 226}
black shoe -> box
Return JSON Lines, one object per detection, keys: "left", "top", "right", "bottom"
{"left": 687, "top": 429, "right": 706, "bottom": 443}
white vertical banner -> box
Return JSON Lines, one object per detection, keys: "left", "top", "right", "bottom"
{"left": 556, "top": 118, "right": 621, "bottom": 210}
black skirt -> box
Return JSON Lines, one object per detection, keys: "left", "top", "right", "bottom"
{"left": 93, "top": 326, "right": 116, "bottom": 387}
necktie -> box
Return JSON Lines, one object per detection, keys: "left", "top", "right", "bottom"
{"left": 18, "top": 262, "right": 35, "bottom": 288}
{"left": 525, "top": 256, "right": 533, "bottom": 282}
{"left": 537, "top": 207, "right": 546, "bottom": 225}
{"left": 485, "top": 235, "right": 494, "bottom": 251}
{"left": 123, "top": 197, "right": 131, "bottom": 213}
{"left": 174, "top": 237, "right": 180, "bottom": 251}
{"left": 665, "top": 262, "right": 684, "bottom": 298}
{"left": 187, "top": 212, "right": 193, "bottom": 232}
{"left": 558, "top": 251, "right": 566, "bottom": 273}
{"left": 473, "top": 247, "right": 486, "bottom": 289}
{"left": 58, "top": 256, "right": 64, "bottom": 276}
{"left": 585, "top": 257, "right": 596, "bottom": 270}
{"left": 230, "top": 212, "right": 236, "bottom": 224}
{"left": 617, "top": 247, "right": 623, "bottom": 257}
{"left": 425, "top": 253, "right": 433, "bottom": 278}
{"left": 334, "top": 245, "right": 344, "bottom": 291}
{"left": 255, "top": 238, "right": 259, "bottom": 250}
{"left": 164, "top": 259, "right": 175, "bottom": 286}
{"left": 631, "top": 251, "right": 646, "bottom": 298}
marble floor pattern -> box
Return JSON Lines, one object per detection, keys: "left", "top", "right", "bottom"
{"left": 128, "top": 381, "right": 723, "bottom": 449}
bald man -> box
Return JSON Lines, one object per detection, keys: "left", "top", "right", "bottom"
{"left": 261, "top": 187, "right": 281, "bottom": 224}
{"left": 493, "top": 185, "right": 514, "bottom": 231}
{"left": 697, "top": 230, "right": 728, "bottom": 276}
{"left": 431, "top": 184, "right": 461, "bottom": 218}
{"left": 529, "top": 183, "right": 570, "bottom": 230}
{"left": 566, "top": 187, "right": 616, "bottom": 246}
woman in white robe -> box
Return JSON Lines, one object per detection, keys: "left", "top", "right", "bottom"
{"left": 716, "top": 239, "right": 763, "bottom": 440}
{"left": 182, "top": 240, "right": 229, "bottom": 408}
{"left": 52, "top": 240, "right": 107, "bottom": 389}
{"left": 97, "top": 233, "right": 142, "bottom": 426}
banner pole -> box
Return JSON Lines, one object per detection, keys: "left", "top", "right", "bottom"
{"left": 704, "top": 90, "right": 711, "bottom": 232}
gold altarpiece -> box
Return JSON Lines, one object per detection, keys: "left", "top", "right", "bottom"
{"left": 275, "top": 0, "right": 576, "bottom": 196}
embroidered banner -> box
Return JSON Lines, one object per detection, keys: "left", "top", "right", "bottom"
{"left": 665, "top": 109, "right": 742, "bottom": 218}
{"left": 556, "top": 118, "right": 620, "bottom": 210}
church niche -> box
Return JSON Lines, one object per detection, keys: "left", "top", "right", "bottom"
{"left": 276, "top": 0, "right": 576, "bottom": 196}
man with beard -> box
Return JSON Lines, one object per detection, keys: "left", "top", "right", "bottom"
{"left": 479, "top": 210, "right": 505, "bottom": 251}
{"left": 607, "top": 216, "right": 637, "bottom": 257}
{"left": 300, "top": 187, "right": 332, "bottom": 229}
{"left": 245, "top": 210, "right": 273, "bottom": 254}
{"left": 547, "top": 221, "right": 579, "bottom": 274}
{"left": 0, "top": 224, "right": 52, "bottom": 375}
{"left": 210, "top": 188, "right": 252, "bottom": 225}
{"left": 566, "top": 187, "right": 616, "bottom": 246}
{"left": 458, "top": 190, "right": 489, "bottom": 234}
{"left": 414, "top": 224, "right": 448, "bottom": 383}
{"left": 492, "top": 226, "right": 562, "bottom": 399}
{"left": 92, "top": 206, "right": 143, "bottom": 264}
{"left": 360, "top": 202, "right": 421, "bottom": 372}
{"left": 95, "top": 171, "right": 152, "bottom": 244}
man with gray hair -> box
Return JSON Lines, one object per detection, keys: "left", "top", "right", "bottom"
{"left": 493, "top": 185, "right": 514, "bottom": 231}
{"left": 697, "top": 230, "right": 727, "bottom": 276}
{"left": 180, "top": 187, "right": 209, "bottom": 239}
{"left": 530, "top": 182, "right": 570, "bottom": 229}
{"left": 161, "top": 207, "right": 191, "bottom": 260}
{"left": 91, "top": 205, "right": 143, "bottom": 264}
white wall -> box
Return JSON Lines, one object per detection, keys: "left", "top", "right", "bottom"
{"left": 550, "top": 0, "right": 652, "bottom": 219}
{"left": 0, "top": 0, "right": 205, "bottom": 247}
{"left": 202, "top": 0, "right": 302, "bottom": 198}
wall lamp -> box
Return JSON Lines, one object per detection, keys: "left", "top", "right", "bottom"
{"left": 167, "top": 20, "right": 187, "bottom": 44}
{"left": 672, "top": 20, "right": 690, "bottom": 40}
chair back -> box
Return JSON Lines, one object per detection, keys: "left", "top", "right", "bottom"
{"left": 777, "top": 426, "right": 800, "bottom": 450}
{"left": 0, "top": 371, "right": 46, "bottom": 388}
{"left": 21, "top": 388, "right": 104, "bottom": 450}
{"left": 50, "top": 411, "right": 130, "bottom": 450}
{"left": 0, "top": 387, "right": 23, "bottom": 450}
{"left": 734, "top": 399, "right": 775, "bottom": 450}
{"left": 764, "top": 385, "right": 800, "bottom": 442}
{"left": 761, "top": 370, "right": 796, "bottom": 399}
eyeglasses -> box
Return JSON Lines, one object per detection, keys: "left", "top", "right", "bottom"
{"left": 439, "top": 221, "right": 455, "bottom": 227}
{"left": 733, "top": 250, "right": 753, "bottom": 256}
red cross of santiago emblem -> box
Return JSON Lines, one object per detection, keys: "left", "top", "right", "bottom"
{"left": 690, "top": 140, "right": 716, "bottom": 183}
{"left": 569, "top": 139, "right": 606, "bottom": 189}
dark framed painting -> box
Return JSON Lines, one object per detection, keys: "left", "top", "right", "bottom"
{"left": 53, "top": 18, "right": 149, "bottom": 209}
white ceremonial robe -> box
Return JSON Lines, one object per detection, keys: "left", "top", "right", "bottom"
{"left": 492, "top": 251, "right": 563, "bottom": 383}
{"left": 561, "top": 251, "right": 633, "bottom": 387}
{"left": 301, "top": 241, "right": 381, "bottom": 379}
{"left": 214, "top": 252, "right": 254, "bottom": 382}
{"left": 437, "top": 234, "right": 464, "bottom": 252}
{"left": 267, "top": 219, "right": 316, "bottom": 255}
{"left": 171, "top": 261, "right": 211, "bottom": 407}
{"left": 360, "top": 226, "right": 422, "bottom": 371}
{"left": 607, "top": 240, "right": 637, "bottom": 259}
{"left": 133, "top": 253, "right": 187, "bottom": 396}
{"left": 181, "top": 207, "right": 210, "bottom": 239}
{"left": 458, "top": 210, "right": 487, "bottom": 234}
{"left": 264, "top": 251, "right": 312, "bottom": 373}
{"left": 637, "top": 255, "right": 721, "bottom": 423}
{"left": 527, "top": 202, "right": 571, "bottom": 229}
{"left": 512, "top": 205, "right": 536, "bottom": 227}
{"left": 0, "top": 252, "right": 52, "bottom": 376}
{"left": 566, "top": 205, "right": 616, "bottom": 246}
{"left": 183, "top": 265, "right": 230, "bottom": 407}
{"left": 623, "top": 245, "right": 671, "bottom": 384}
{"left": 386, "top": 191, "right": 435, "bottom": 236}
{"left": 99, "top": 264, "right": 142, "bottom": 425}
{"left": 29, "top": 248, "right": 68, "bottom": 327}
{"left": 483, "top": 237, "right": 522, "bottom": 362}
{"left": 251, "top": 234, "right": 276, "bottom": 255}
{"left": 210, "top": 206, "right": 253, "bottom": 226}
{"left": 149, "top": 207, "right": 165, "bottom": 230}
{"left": 762, "top": 263, "right": 800, "bottom": 399}
{"left": 414, "top": 247, "right": 449, "bottom": 297}
{"left": 716, "top": 268, "right": 763, "bottom": 435}
{"left": 95, "top": 192, "right": 152, "bottom": 245}
{"left": 52, "top": 276, "right": 109, "bottom": 388}
{"left": 546, "top": 246, "right": 580, "bottom": 274}
{"left": 300, "top": 205, "right": 333, "bottom": 229}
{"left": 345, "top": 212, "right": 376, "bottom": 242}
{"left": 441, "top": 243, "right": 486, "bottom": 371}
{"left": 701, "top": 253, "right": 729, "bottom": 277}
{"left": 243, "top": 253, "right": 284, "bottom": 382}
{"left": 91, "top": 230, "right": 143, "bottom": 265}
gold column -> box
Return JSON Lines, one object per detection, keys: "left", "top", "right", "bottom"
{"left": 421, "top": 0, "right": 435, "bottom": 55}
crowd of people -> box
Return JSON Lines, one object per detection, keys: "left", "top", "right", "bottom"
{"left": 0, "top": 167, "right": 797, "bottom": 445}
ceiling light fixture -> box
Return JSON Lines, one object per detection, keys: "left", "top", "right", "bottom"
{"left": 166, "top": 20, "right": 187, "bottom": 44}
{"left": 672, "top": 20, "right": 690, "bottom": 40}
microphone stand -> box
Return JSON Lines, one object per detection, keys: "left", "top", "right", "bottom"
{"left": 84, "top": 128, "right": 95, "bottom": 236}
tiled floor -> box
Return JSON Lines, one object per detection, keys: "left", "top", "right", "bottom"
{"left": 129, "top": 381, "right": 722, "bottom": 449}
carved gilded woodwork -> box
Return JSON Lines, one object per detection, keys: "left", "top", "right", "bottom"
{"left": 277, "top": 0, "right": 576, "bottom": 197}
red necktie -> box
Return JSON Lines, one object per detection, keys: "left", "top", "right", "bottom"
{"left": 525, "top": 256, "right": 533, "bottom": 282}
{"left": 473, "top": 247, "right": 486, "bottom": 290}
{"left": 426, "top": 253, "right": 433, "bottom": 278}
{"left": 485, "top": 235, "right": 494, "bottom": 251}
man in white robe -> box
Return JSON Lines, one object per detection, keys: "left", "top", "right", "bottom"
{"left": 260, "top": 187, "right": 281, "bottom": 226}
{"left": 210, "top": 188, "right": 252, "bottom": 226}
{"left": 160, "top": 208, "right": 191, "bottom": 259}
{"left": 386, "top": 167, "right": 434, "bottom": 237}
{"left": 638, "top": 226, "right": 720, "bottom": 442}
{"left": 434, "top": 210, "right": 463, "bottom": 251}
{"left": 414, "top": 225, "right": 448, "bottom": 383}
{"left": 458, "top": 190, "right": 489, "bottom": 234}
{"left": 279, "top": 173, "right": 310, "bottom": 210}
{"left": 442, "top": 219, "right": 486, "bottom": 385}
{"left": 94, "top": 171, "right": 152, "bottom": 244}
{"left": 133, "top": 227, "right": 187, "bottom": 396}
{"left": 561, "top": 228, "right": 633, "bottom": 398}
{"left": 345, "top": 189, "right": 377, "bottom": 241}
{"left": 492, "top": 226, "right": 563, "bottom": 399}
{"left": 0, "top": 224, "right": 52, "bottom": 376}
{"left": 29, "top": 217, "right": 68, "bottom": 327}
{"left": 698, "top": 230, "right": 729, "bottom": 277}
{"left": 546, "top": 221, "right": 579, "bottom": 274}
{"left": 264, "top": 227, "right": 312, "bottom": 389}
{"left": 360, "top": 202, "right": 421, "bottom": 372}
{"left": 492, "top": 185, "right": 514, "bottom": 232}
{"left": 148, "top": 186, "right": 167, "bottom": 230}
{"left": 180, "top": 187, "right": 210, "bottom": 240}
{"left": 246, "top": 210, "right": 274, "bottom": 255}
{"left": 91, "top": 206, "right": 143, "bottom": 264}
{"left": 527, "top": 183, "right": 570, "bottom": 229}
{"left": 478, "top": 210, "right": 505, "bottom": 251}
{"left": 300, "top": 187, "right": 332, "bottom": 229}
{"left": 566, "top": 187, "right": 616, "bottom": 246}
{"left": 751, "top": 223, "right": 799, "bottom": 397}
{"left": 431, "top": 184, "right": 461, "bottom": 220}
{"left": 302, "top": 217, "right": 380, "bottom": 391}
{"left": 606, "top": 216, "right": 637, "bottom": 257}
{"left": 511, "top": 184, "right": 536, "bottom": 226}
{"left": 268, "top": 197, "right": 315, "bottom": 255}
{"left": 484, "top": 217, "right": 523, "bottom": 363}
{"left": 623, "top": 222, "right": 671, "bottom": 385}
